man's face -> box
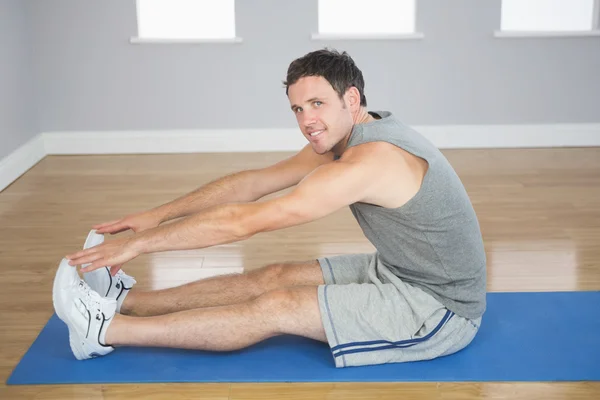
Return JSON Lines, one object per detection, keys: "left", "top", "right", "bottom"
{"left": 288, "top": 76, "right": 354, "bottom": 155}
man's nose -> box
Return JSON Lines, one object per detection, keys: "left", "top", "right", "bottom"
{"left": 301, "top": 110, "right": 318, "bottom": 127}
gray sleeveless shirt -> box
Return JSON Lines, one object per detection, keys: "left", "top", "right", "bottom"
{"left": 343, "top": 111, "right": 487, "bottom": 319}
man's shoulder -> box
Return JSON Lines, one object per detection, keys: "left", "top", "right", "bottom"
{"left": 340, "top": 141, "right": 427, "bottom": 185}
{"left": 340, "top": 141, "right": 398, "bottom": 163}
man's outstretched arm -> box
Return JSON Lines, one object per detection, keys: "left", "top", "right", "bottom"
{"left": 66, "top": 154, "right": 377, "bottom": 272}
{"left": 151, "top": 144, "right": 335, "bottom": 222}
{"left": 92, "top": 144, "right": 333, "bottom": 235}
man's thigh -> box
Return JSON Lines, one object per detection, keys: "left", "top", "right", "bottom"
{"left": 250, "top": 259, "right": 325, "bottom": 289}
{"left": 318, "top": 253, "right": 376, "bottom": 285}
{"left": 247, "top": 254, "right": 377, "bottom": 345}
{"left": 252, "top": 253, "right": 375, "bottom": 292}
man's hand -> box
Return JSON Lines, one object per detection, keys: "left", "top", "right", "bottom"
{"left": 65, "top": 236, "right": 142, "bottom": 276}
{"left": 93, "top": 210, "right": 163, "bottom": 235}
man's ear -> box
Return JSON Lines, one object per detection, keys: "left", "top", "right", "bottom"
{"left": 344, "top": 86, "right": 361, "bottom": 111}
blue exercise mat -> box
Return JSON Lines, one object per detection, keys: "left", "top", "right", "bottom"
{"left": 7, "top": 291, "right": 600, "bottom": 384}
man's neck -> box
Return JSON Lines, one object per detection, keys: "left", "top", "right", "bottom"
{"left": 353, "top": 108, "right": 376, "bottom": 125}
{"left": 332, "top": 109, "right": 379, "bottom": 157}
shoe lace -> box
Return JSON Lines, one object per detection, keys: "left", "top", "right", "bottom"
{"left": 78, "top": 280, "right": 102, "bottom": 316}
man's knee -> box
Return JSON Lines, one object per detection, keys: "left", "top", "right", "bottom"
{"left": 246, "top": 260, "right": 324, "bottom": 291}
{"left": 255, "top": 287, "right": 306, "bottom": 309}
{"left": 250, "top": 287, "right": 314, "bottom": 327}
{"left": 245, "top": 263, "right": 287, "bottom": 291}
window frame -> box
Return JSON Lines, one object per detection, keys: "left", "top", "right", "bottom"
{"left": 130, "top": 0, "right": 243, "bottom": 44}
{"left": 494, "top": 0, "right": 600, "bottom": 38}
{"left": 311, "top": 0, "right": 424, "bottom": 41}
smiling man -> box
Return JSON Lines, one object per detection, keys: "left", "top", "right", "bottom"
{"left": 55, "top": 49, "right": 487, "bottom": 367}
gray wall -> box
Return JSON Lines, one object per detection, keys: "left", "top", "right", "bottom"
{"left": 0, "top": 0, "right": 36, "bottom": 160}
{"left": 23, "top": 0, "right": 600, "bottom": 133}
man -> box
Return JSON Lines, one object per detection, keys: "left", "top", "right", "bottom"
{"left": 55, "top": 49, "right": 486, "bottom": 368}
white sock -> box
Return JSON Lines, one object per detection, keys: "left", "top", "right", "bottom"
{"left": 116, "top": 290, "right": 131, "bottom": 314}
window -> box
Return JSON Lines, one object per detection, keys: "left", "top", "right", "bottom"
{"left": 132, "top": 0, "right": 240, "bottom": 42}
{"left": 314, "top": 0, "right": 421, "bottom": 39}
{"left": 499, "top": 0, "right": 598, "bottom": 32}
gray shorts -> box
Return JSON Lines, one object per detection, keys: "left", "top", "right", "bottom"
{"left": 317, "top": 252, "right": 482, "bottom": 368}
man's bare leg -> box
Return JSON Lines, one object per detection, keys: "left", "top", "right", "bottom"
{"left": 121, "top": 260, "right": 324, "bottom": 317}
{"left": 106, "top": 286, "right": 327, "bottom": 350}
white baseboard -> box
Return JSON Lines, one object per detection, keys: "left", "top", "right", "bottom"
{"left": 42, "top": 123, "right": 600, "bottom": 155}
{"left": 0, "top": 135, "right": 46, "bottom": 192}
{"left": 42, "top": 129, "right": 308, "bottom": 154}
{"left": 418, "top": 123, "right": 600, "bottom": 149}
{"left": 2, "top": 123, "right": 599, "bottom": 192}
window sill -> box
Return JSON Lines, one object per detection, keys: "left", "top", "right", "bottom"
{"left": 493, "top": 30, "right": 600, "bottom": 38}
{"left": 130, "top": 37, "right": 243, "bottom": 44}
{"left": 311, "top": 32, "right": 424, "bottom": 41}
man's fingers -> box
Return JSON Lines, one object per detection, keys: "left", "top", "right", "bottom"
{"left": 96, "top": 222, "right": 132, "bottom": 234}
{"left": 94, "top": 222, "right": 121, "bottom": 233}
{"left": 66, "top": 250, "right": 102, "bottom": 267}
{"left": 92, "top": 219, "right": 121, "bottom": 229}
{"left": 69, "top": 254, "right": 103, "bottom": 267}
{"left": 110, "top": 264, "right": 123, "bottom": 276}
{"left": 81, "top": 258, "right": 123, "bottom": 273}
{"left": 66, "top": 248, "right": 96, "bottom": 261}
{"left": 80, "top": 260, "right": 107, "bottom": 273}
{"left": 108, "top": 225, "right": 132, "bottom": 235}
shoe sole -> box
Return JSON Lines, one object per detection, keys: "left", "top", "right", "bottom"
{"left": 52, "top": 258, "right": 74, "bottom": 321}
{"left": 83, "top": 229, "right": 112, "bottom": 295}
{"left": 52, "top": 258, "right": 87, "bottom": 360}
{"left": 84, "top": 229, "right": 104, "bottom": 250}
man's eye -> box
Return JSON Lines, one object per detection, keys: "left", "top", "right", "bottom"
{"left": 314, "top": 101, "right": 322, "bottom": 106}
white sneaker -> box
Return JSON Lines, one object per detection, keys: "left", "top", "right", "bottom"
{"left": 52, "top": 258, "right": 117, "bottom": 360}
{"left": 82, "top": 229, "right": 137, "bottom": 312}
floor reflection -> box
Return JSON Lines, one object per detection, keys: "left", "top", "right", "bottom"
{"left": 147, "top": 249, "right": 243, "bottom": 290}
{"left": 487, "top": 239, "right": 578, "bottom": 291}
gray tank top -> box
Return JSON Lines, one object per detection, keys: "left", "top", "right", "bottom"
{"left": 343, "top": 111, "right": 487, "bottom": 319}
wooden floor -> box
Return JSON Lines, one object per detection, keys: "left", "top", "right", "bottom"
{"left": 1, "top": 147, "right": 599, "bottom": 399}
